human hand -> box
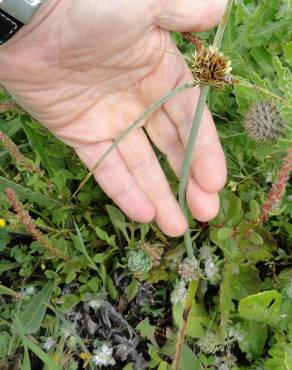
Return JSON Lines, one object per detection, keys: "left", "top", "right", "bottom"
{"left": 0, "top": 0, "right": 227, "bottom": 236}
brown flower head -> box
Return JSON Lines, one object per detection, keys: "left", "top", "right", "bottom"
{"left": 191, "top": 46, "right": 232, "bottom": 88}
{"left": 244, "top": 101, "right": 285, "bottom": 143}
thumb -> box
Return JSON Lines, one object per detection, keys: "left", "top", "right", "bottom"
{"left": 154, "top": 0, "right": 227, "bottom": 32}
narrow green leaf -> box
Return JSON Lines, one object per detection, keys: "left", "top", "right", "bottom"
{"left": 0, "top": 261, "right": 20, "bottom": 275}
{"left": 19, "top": 281, "right": 54, "bottom": 334}
{"left": 0, "top": 283, "right": 18, "bottom": 297}
{"left": 126, "top": 279, "right": 139, "bottom": 303}
{"left": 0, "top": 176, "right": 61, "bottom": 207}
{"left": 22, "top": 345, "right": 31, "bottom": 370}
{"left": 15, "top": 317, "right": 60, "bottom": 370}
{"left": 73, "top": 222, "right": 98, "bottom": 271}
{"left": 21, "top": 120, "right": 55, "bottom": 174}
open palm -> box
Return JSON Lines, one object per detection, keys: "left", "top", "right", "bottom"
{"left": 0, "top": 0, "right": 227, "bottom": 236}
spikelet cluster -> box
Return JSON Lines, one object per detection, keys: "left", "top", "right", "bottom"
{"left": 260, "top": 149, "right": 292, "bottom": 223}
{"left": 5, "top": 188, "right": 68, "bottom": 261}
{"left": 191, "top": 46, "right": 232, "bottom": 88}
{"left": 244, "top": 101, "right": 284, "bottom": 143}
{"left": 0, "top": 101, "right": 21, "bottom": 114}
{"left": 0, "top": 131, "right": 44, "bottom": 176}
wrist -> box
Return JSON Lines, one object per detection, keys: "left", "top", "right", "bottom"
{"left": 0, "top": 0, "right": 58, "bottom": 82}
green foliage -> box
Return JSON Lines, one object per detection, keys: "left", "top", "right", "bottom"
{"left": 19, "top": 281, "right": 54, "bottom": 334}
{"left": 0, "top": 1, "right": 291, "bottom": 369}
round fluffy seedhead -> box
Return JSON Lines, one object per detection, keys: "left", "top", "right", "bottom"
{"left": 191, "top": 46, "right": 232, "bottom": 88}
{"left": 244, "top": 101, "right": 285, "bottom": 143}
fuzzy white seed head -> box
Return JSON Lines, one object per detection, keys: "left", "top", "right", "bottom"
{"left": 43, "top": 337, "right": 55, "bottom": 351}
{"left": 91, "top": 343, "right": 116, "bottom": 367}
{"left": 170, "top": 280, "right": 187, "bottom": 304}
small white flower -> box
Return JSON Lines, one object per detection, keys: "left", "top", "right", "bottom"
{"left": 171, "top": 280, "right": 187, "bottom": 304}
{"left": 91, "top": 343, "right": 116, "bottom": 367}
{"left": 214, "top": 354, "right": 236, "bottom": 370}
{"left": 88, "top": 298, "right": 104, "bottom": 310}
{"left": 204, "top": 258, "right": 219, "bottom": 283}
{"left": 265, "top": 172, "right": 273, "bottom": 183}
{"left": 23, "top": 286, "right": 35, "bottom": 296}
{"left": 178, "top": 257, "right": 200, "bottom": 282}
{"left": 43, "top": 337, "right": 55, "bottom": 351}
{"left": 200, "top": 245, "right": 212, "bottom": 260}
{"left": 227, "top": 326, "right": 244, "bottom": 342}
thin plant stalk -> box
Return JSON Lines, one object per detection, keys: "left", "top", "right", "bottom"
{"left": 213, "top": 0, "right": 234, "bottom": 48}
{"left": 172, "top": 2, "right": 234, "bottom": 369}
{"left": 71, "top": 81, "right": 194, "bottom": 199}
{"left": 178, "top": 85, "right": 209, "bottom": 259}
{"left": 171, "top": 279, "right": 198, "bottom": 370}
{"left": 236, "top": 79, "right": 292, "bottom": 108}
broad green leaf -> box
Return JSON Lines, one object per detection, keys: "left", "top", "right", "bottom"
{"left": 251, "top": 45, "right": 274, "bottom": 73}
{"left": 137, "top": 318, "right": 157, "bottom": 346}
{"left": 0, "top": 176, "right": 61, "bottom": 207}
{"left": 95, "top": 226, "right": 116, "bottom": 248}
{"left": 230, "top": 265, "right": 261, "bottom": 300}
{"left": 179, "top": 345, "right": 201, "bottom": 370}
{"left": 106, "top": 204, "right": 129, "bottom": 241}
{"left": 19, "top": 281, "right": 54, "bottom": 334}
{"left": 173, "top": 301, "right": 210, "bottom": 338}
{"left": 56, "top": 294, "right": 79, "bottom": 312}
{"left": 122, "top": 364, "right": 134, "bottom": 370}
{"left": 265, "top": 343, "right": 292, "bottom": 370}
{"left": 217, "top": 227, "right": 233, "bottom": 240}
{"left": 158, "top": 362, "right": 169, "bottom": 370}
{"left": 238, "top": 290, "right": 282, "bottom": 326}
{"left": 238, "top": 321, "right": 267, "bottom": 360}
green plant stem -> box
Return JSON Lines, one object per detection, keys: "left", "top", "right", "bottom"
{"left": 178, "top": 85, "right": 209, "bottom": 259}
{"left": 171, "top": 279, "right": 198, "bottom": 370}
{"left": 175, "top": 1, "right": 234, "bottom": 369}
{"left": 213, "top": 0, "right": 234, "bottom": 48}
{"left": 71, "top": 81, "right": 194, "bottom": 199}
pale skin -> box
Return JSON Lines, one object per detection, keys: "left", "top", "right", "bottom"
{"left": 0, "top": 0, "right": 227, "bottom": 237}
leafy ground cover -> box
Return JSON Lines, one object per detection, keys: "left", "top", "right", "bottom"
{"left": 0, "top": 1, "right": 292, "bottom": 369}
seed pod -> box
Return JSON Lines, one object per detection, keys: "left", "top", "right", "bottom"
{"left": 244, "top": 101, "right": 285, "bottom": 143}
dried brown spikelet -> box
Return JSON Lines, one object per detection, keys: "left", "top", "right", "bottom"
{"left": 191, "top": 46, "right": 232, "bottom": 88}
{"left": 244, "top": 101, "right": 285, "bottom": 143}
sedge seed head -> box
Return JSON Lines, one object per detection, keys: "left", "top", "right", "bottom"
{"left": 191, "top": 46, "right": 232, "bottom": 88}
{"left": 244, "top": 101, "right": 285, "bottom": 143}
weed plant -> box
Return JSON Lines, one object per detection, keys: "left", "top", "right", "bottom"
{"left": 0, "top": 1, "right": 292, "bottom": 369}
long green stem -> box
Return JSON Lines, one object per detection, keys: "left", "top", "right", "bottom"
{"left": 71, "top": 81, "right": 194, "bottom": 199}
{"left": 178, "top": 86, "right": 209, "bottom": 259}
{"left": 213, "top": 0, "right": 234, "bottom": 48}
{"left": 173, "top": 2, "right": 234, "bottom": 369}
{"left": 171, "top": 279, "right": 198, "bottom": 370}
